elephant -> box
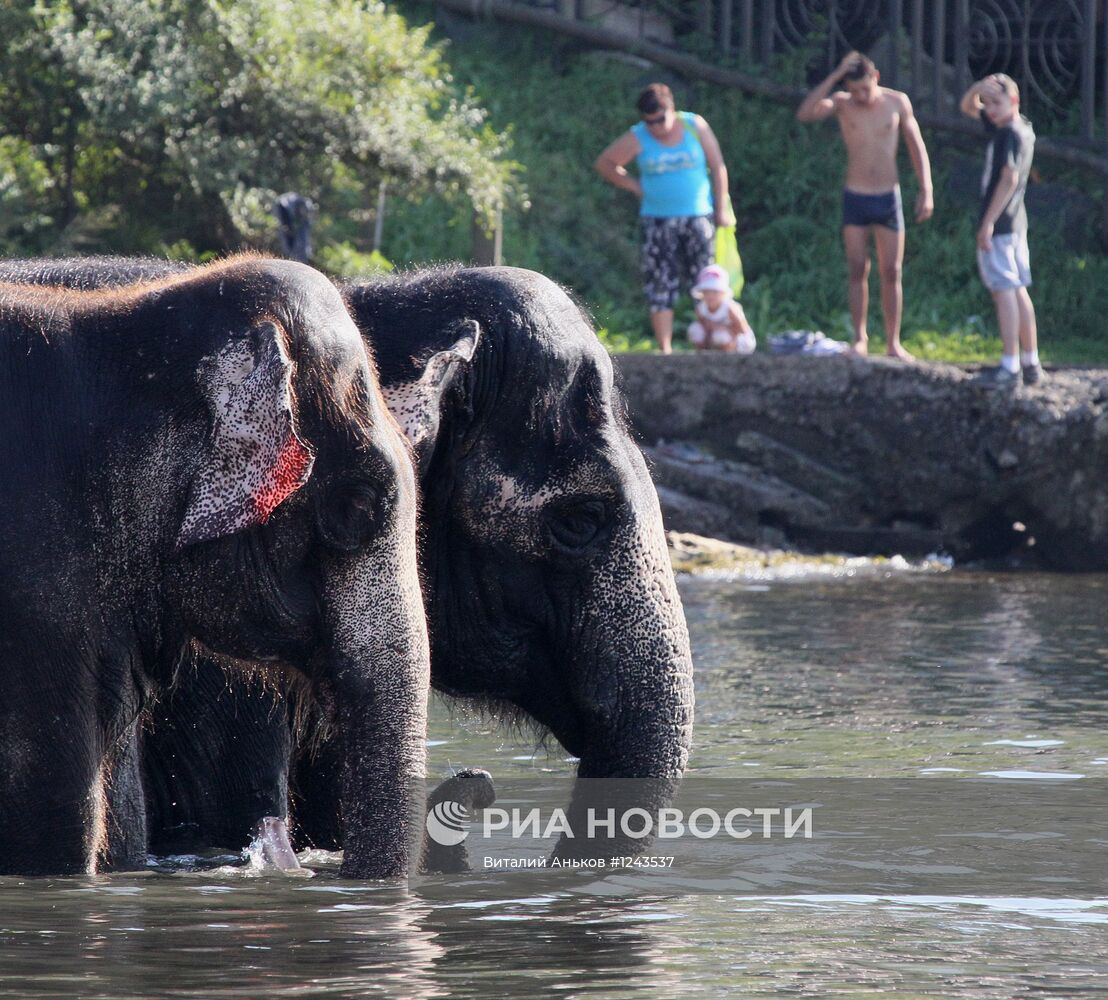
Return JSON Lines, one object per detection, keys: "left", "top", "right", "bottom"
{"left": 298, "top": 266, "right": 695, "bottom": 861}
{"left": 0, "top": 259, "right": 695, "bottom": 865}
{"left": 0, "top": 256, "right": 430, "bottom": 878}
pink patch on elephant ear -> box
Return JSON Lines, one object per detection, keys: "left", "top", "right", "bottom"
{"left": 177, "top": 325, "right": 316, "bottom": 550}
{"left": 252, "top": 431, "right": 314, "bottom": 523}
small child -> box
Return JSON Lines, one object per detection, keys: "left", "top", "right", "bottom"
{"left": 687, "top": 264, "right": 756, "bottom": 354}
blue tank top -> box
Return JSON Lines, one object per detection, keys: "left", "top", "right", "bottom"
{"left": 632, "top": 111, "right": 713, "bottom": 218}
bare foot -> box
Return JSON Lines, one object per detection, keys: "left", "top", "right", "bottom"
{"left": 886, "top": 343, "right": 915, "bottom": 361}
{"left": 849, "top": 339, "right": 869, "bottom": 357}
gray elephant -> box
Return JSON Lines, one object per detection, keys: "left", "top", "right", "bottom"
{"left": 327, "top": 266, "right": 694, "bottom": 853}
{"left": 0, "top": 259, "right": 695, "bottom": 864}
{"left": 0, "top": 257, "right": 429, "bottom": 878}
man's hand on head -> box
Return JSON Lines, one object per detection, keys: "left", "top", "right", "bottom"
{"left": 837, "top": 51, "right": 861, "bottom": 79}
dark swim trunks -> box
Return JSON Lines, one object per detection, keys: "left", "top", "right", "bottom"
{"left": 842, "top": 188, "right": 903, "bottom": 231}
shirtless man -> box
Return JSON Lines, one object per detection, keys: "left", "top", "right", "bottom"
{"left": 797, "top": 53, "right": 933, "bottom": 359}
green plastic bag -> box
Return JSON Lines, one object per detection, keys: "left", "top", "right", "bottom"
{"left": 714, "top": 195, "right": 744, "bottom": 299}
{"left": 679, "top": 118, "right": 744, "bottom": 299}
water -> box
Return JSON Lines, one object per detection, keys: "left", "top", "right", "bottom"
{"left": 2, "top": 567, "right": 1106, "bottom": 997}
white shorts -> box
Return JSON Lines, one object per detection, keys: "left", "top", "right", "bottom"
{"left": 688, "top": 322, "right": 756, "bottom": 354}
{"left": 977, "top": 232, "right": 1031, "bottom": 292}
{"left": 688, "top": 321, "right": 734, "bottom": 348}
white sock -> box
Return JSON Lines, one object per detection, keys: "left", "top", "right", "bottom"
{"left": 1021, "top": 350, "right": 1040, "bottom": 367}
{"left": 1001, "top": 354, "right": 1020, "bottom": 374}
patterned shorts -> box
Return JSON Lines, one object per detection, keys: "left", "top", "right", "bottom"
{"left": 640, "top": 215, "right": 714, "bottom": 312}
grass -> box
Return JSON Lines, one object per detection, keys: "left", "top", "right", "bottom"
{"left": 377, "top": 10, "right": 1108, "bottom": 365}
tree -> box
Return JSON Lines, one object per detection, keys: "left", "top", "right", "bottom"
{"left": 0, "top": 0, "right": 521, "bottom": 253}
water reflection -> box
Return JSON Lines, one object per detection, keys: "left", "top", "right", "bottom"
{"left": 0, "top": 876, "right": 692, "bottom": 998}
{"left": 3, "top": 873, "right": 1105, "bottom": 997}
{"left": 1, "top": 881, "right": 449, "bottom": 997}
{"left": 413, "top": 888, "right": 685, "bottom": 998}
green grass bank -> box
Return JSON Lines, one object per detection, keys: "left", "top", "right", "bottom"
{"left": 376, "top": 10, "right": 1108, "bottom": 363}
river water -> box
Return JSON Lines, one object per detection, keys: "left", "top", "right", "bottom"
{"left": 2, "top": 565, "right": 1106, "bottom": 997}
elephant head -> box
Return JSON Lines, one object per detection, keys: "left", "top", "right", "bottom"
{"left": 346, "top": 266, "right": 694, "bottom": 856}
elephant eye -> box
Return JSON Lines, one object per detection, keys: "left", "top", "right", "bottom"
{"left": 315, "top": 477, "right": 380, "bottom": 552}
{"left": 547, "top": 499, "right": 609, "bottom": 554}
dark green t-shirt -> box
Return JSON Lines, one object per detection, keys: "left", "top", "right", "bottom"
{"left": 980, "top": 110, "right": 1035, "bottom": 236}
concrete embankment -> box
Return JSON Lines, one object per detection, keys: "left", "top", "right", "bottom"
{"left": 617, "top": 354, "right": 1108, "bottom": 571}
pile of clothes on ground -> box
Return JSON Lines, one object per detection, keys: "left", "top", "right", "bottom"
{"left": 767, "top": 330, "right": 849, "bottom": 356}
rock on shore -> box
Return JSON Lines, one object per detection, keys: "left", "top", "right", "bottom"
{"left": 617, "top": 354, "right": 1108, "bottom": 570}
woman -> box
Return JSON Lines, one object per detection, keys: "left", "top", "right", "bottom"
{"left": 595, "top": 82, "right": 735, "bottom": 353}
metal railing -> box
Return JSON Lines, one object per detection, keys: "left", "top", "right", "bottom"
{"left": 442, "top": 0, "right": 1108, "bottom": 194}
{"left": 694, "top": 0, "right": 1106, "bottom": 146}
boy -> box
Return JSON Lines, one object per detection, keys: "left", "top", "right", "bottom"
{"left": 797, "top": 52, "right": 933, "bottom": 359}
{"left": 959, "top": 74, "right": 1041, "bottom": 388}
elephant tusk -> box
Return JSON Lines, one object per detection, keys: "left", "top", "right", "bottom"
{"left": 253, "top": 816, "right": 302, "bottom": 871}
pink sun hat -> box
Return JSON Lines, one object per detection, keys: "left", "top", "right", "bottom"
{"left": 692, "top": 263, "right": 731, "bottom": 299}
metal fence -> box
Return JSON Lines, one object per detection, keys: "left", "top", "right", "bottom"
{"left": 674, "top": 0, "right": 1107, "bottom": 145}
{"left": 442, "top": 0, "right": 1108, "bottom": 179}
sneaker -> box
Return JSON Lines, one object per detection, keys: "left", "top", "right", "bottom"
{"left": 974, "top": 365, "right": 1020, "bottom": 390}
{"left": 1022, "top": 363, "right": 1044, "bottom": 386}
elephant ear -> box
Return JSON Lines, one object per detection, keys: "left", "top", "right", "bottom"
{"left": 383, "top": 319, "right": 480, "bottom": 473}
{"left": 177, "top": 321, "right": 315, "bottom": 550}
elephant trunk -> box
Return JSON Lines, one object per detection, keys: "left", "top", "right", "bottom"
{"left": 553, "top": 645, "right": 693, "bottom": 860}
{"left": 322, "top": 516, "right": 430, "bottom": 879}
{"left": 553, "top": 493, "right": 694, "bottom": 859}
